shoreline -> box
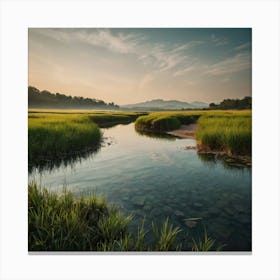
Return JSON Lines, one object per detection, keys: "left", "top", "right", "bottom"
{"left": 167, "top": 123, "right": 197, "bottom": 139}
{"left": 167, "top": 124, "right": 251, "bottom": 165}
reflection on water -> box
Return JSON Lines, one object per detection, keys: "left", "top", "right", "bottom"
{"left": 28, "top": 145, "right": 101, "bottom": 173}
{"left": 28, "top": 121, "right": 133, "bottom": 173}
{"left": 197, "top": 153, "right": 251, "bottom": 170}
{"left": 29, "top": 123, "right": 251, "bottom": 251}
{"left": 135, "top": 128, "right": 177, "bottom": 141}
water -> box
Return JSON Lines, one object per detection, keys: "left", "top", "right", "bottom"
{"left": 29, "top": 123, "right": 251, "bottom": 251}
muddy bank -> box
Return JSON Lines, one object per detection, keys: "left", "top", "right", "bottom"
{"left": 167, "top": 124, "right": 197, "bottom": 139}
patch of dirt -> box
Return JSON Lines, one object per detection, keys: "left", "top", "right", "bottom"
{"left": 167, "top": 124, "right": 197, "bottom": 139}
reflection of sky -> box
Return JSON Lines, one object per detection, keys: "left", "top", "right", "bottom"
{"left": 29, "top": 28, "right": 251, "bottom": 105}
{"left": 29, "top": 123, "right": 251, "bottom": 251}
{"left": 29, "top": 123, "right": 251, "bottom": 195}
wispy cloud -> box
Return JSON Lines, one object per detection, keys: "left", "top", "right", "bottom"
{"left": 31, "top": 29, "right": 251, "bottom": 80}
{"left": 204, "top": 52, "right": 251, "bottom": 76}
{"left": 234, "top": 42, "right": 251, "bottom": 51}
{"left": 211, "top": 33, "right": 229, "bottom": 46}
{"left": 76, "top": 29, "right": 139, "bottom": 54}
{"left": 137, "top": 41, "right": 203, "bottom": 75}
{"left": 33, "top": 28, "right": 203, "bottom": 78}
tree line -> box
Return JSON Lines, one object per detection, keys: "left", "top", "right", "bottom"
{"left": 209, "top": 96, "right": 252, "bottom": 110}
{"left": 28, "top": 86, "right": 119, "bottom": 109}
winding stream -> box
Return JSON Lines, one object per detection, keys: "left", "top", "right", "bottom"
{"left": 29, "top": 122, "right": 251, "bottom": 251}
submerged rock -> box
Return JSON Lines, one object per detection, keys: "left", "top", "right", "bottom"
{"left": 184, "top": 220, "right": 197, "bottom": 228}
{"left": 184, "top": 217, "right": 202, "bottom": 228}
{"left": 174, "top": 210, "right": 184, "bottom": 217}
{"left": 132, "top": 196, "right": 146, "bottom": 207}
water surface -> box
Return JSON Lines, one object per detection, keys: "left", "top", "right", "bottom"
{"left": 29, "top": 123, "right": 251, "bottom": 251}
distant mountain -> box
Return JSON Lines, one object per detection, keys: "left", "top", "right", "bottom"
{"left": 122, "top": 99, "right": 208, "bottom": 110}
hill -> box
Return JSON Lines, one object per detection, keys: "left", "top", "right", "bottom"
{"left": 122, "top": 99, "right": 208, "bottom": 110}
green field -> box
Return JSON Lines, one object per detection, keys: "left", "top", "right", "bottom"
{"left": 135, "top": 110, "right": 251, "bottom": 156}
{"left": 29, "top": 109, "right": 251, "bottom": 167}
{"left": 196, "top": 111, "right": 251, "bottom": 155}
{"left": 28, "top": 110, "right": 145, "bottom": 167}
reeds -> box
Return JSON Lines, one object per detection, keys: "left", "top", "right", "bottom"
{"left": 28, "top": 111, "right": 146, "bottom": 166}
{"left": 135, "top": 110, "right": 252, "bottom": 155}
{"left": 195, "top": 111, "right": 251, "bottom": 155}
{"left": 28, "top": 183, "right": 222, "bottom": 251}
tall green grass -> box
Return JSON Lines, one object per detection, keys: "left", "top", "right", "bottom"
{"left": 28, "top": 114, "right": 101, "bottom": 166}
{"left": 192, "top": 228, "right": 225, "bottom": 251}
{"left": 28, "top": 110, "right": 146, "bottom": 167}
{"left": 28, "top": 183, "right": 222, "bottom": 251}
{"left": 196, "top": 111, "right": 251, "bottom": 155}
{"left": 28, "top": 183, "right": 181, "bottom": 251}
{"left": 135, "top": 110, "right": 251, "bottom": 156}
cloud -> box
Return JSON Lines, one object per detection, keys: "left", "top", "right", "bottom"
{"left": 137, "top": 41, "right": 203, "bottom": 75}
{"left": 32, "top": 28, "right": 138, "bottom": 54}
{"left": 75, "top": 29, "right": 139, "bottom": 54}
{"left": 211, "top": 33, "right": 229, "bottom": 46}
{"left": 32, "top": 28, "right": 202, "bottom": 75}
{"left": 204, "top": 52, "right": 251, "bottom": 76}
{"left": 173, "top": 65, "right": 196, "bottom": 77}
{"left": 234, "top": 42, "right": 251, "bottom": 51}
{"left": 31, "top": 29, "right": 250, "bottom": 82}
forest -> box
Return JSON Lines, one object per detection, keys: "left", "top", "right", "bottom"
{"left": 28, "top": 86, "right": 120, "bottom": 109}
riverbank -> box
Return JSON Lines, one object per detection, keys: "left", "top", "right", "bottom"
{"left": 28, "top": 110, "right": 146, "bottom": 169}
{"left": 135, "top": 110, "right": 252, "bottom": 159}
{"left": 167, "top": 120, "right": 251, "bottom": 165}
{"left": 167, "top": 123, "right": 197, "bottom": 139}
{"left": 28, "top": 182, "right": 223, "bottom": 251}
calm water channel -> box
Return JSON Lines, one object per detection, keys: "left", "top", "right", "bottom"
{"left": 29, "top": 122, "right": 252, "bottom": 251}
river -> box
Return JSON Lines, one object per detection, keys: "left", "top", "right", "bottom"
{"left": 29, "top": 122, "right": 252, "bottom": 251}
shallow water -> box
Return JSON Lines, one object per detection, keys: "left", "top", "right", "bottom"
{"left": 29, "top": 123, "right": 251, "bottom": 251}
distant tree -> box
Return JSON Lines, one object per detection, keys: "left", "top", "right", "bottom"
{"left": 209, "top": 97, "right": 252, "bottom": 110}
{"left": 28, "top": 86, "right": 119, "bottom": 109}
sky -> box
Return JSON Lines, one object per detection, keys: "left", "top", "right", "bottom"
{"left": 28, "top": 28, "right": 251, "bottom": 105}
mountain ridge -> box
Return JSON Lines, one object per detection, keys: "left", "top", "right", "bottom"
{"left": 122, "top": 99, "right": 208, "bottom": 110}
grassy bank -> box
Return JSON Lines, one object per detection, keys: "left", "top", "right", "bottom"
{"left": 29, "top": 113, "right": 101, "bottom": 166}
{"left": 196, "top": 111, "right": 251, "bottom": 156}
{"left": 135, "top": 111, "right": 202, "bottom": 132}
{"left": 134, "top": 110, "right": 251, "bottom": 156}
{"left": 28, "top": 110, "right": 145, "bottom": 167}
{"left": 28, "top": 183, "right": 222, "bottom": 251}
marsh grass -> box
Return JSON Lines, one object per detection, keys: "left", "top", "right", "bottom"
{"left": 29, "top": 183, "right": 222, "bottom": 251}
{"left": 196, "top": 111, "right": 251, "bottom": 155}
{"left": 191, "top": 228, "right": 225, "bottom": 251}
{"left": 28, "top": 113, "right": 101, "bottom": 165}
{"left": 28, "top": 110, "right": 146, "bottom": 168}
{"left": 135, "top": 110, "right": 251, "bottom": 155}
{"left": 152, "top": 218, "right": 182, "bottom": 251}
